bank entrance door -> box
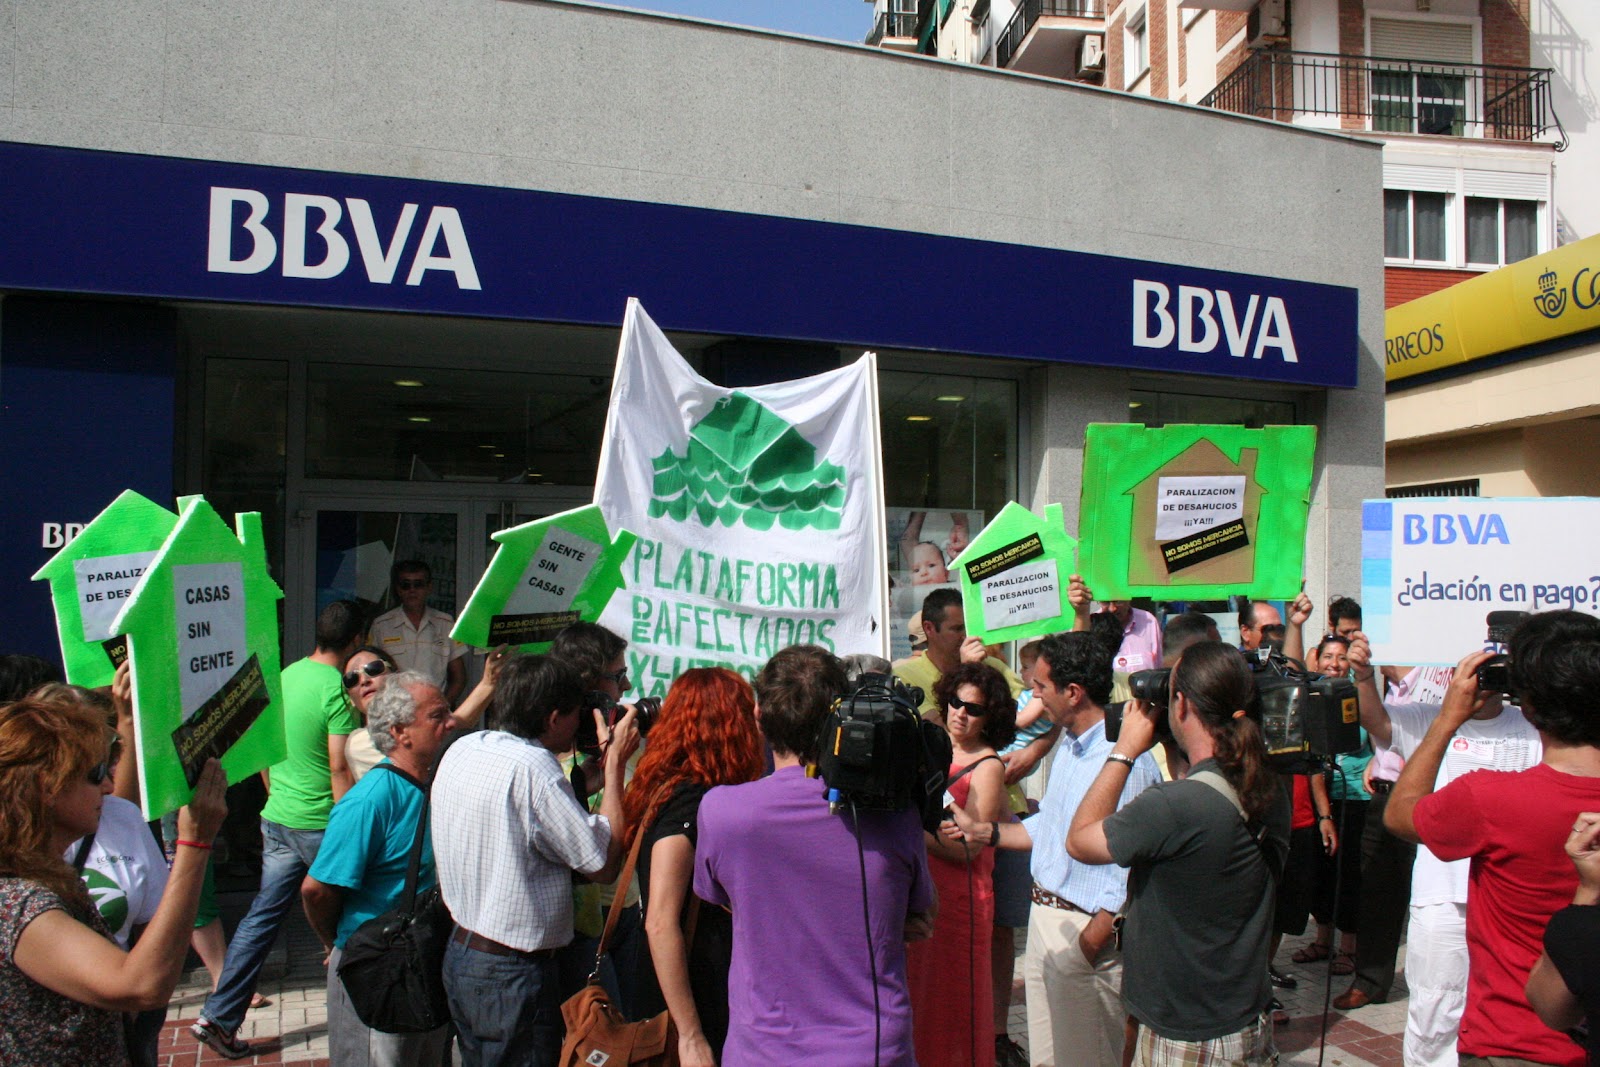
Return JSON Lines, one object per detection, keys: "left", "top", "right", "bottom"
{"left": 285, "top": 486, "right": 592, "bottom": 661}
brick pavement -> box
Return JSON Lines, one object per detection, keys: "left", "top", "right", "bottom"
{"left": 163, "top": 887, "right": 1406, "bottom": 1066}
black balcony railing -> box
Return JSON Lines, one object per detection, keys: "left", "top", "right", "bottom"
{"left": 995, "top": 0, "right": 1105, "bottom": 69}
{"left": 1198, "top": 50, "right": 1561, "bottom": 143}
{"left": 866, "top": 8, "right": 921, "bottom": 46}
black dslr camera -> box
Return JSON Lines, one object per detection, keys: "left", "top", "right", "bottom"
{"left": 575, "top": 691, "right": 661, "bottom": 759}
{"left": 812, "top": 673, "right": 952, "bottom": 833}
{"left": 1476, "top": 611, "right": 1528, "bottom": 696}
{"left": 1103, "top": 669, "right": 1177, "bottom": 745}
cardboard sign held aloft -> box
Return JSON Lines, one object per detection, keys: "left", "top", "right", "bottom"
{"left": 110, "top": 497, "right": 286, "bottom": 819}
{"left": 952, "top": 502, "right": 1079, "bottom": 644}
{"left": 1361, "top": 497, "right": 1600, "bottom": 666}
{"left": 1078, "top": 424, "right": 1317, "bottom": 600}
{"left": 452, "top": 505, "right": 636, "bottom": 652}
{"left": 32, "top": 489, "right": 180, "bottom": 688}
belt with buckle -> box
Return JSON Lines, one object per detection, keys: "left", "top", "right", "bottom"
{"left": 450, "top": 926, "right": 556, "bottom": 961}
{"left": 1030, "top": 884, "right": 1087, "bottom": 914}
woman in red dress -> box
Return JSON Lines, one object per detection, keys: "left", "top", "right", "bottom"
{"left": 907, "top": 662, "right": 1017, "bottom": 1067}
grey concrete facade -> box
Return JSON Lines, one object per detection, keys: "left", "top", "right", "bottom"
{"left": 0, "top": 0, "right": 1386, "bottom": 607}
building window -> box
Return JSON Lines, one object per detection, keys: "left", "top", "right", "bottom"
{"left": 1127, "top": 390, "right": 1297, "bottom": 428}
{"left": 1368, "top": 17, "right": 1476, "bottom": 137}
{"left": 1125, "top": 7, "right": 1149, "bottom": 85}
{"left": 1385, "top": 189, "right": 1448, "bottom": 263}
{"left": 1465, "top": 197, "right": 1538, "bottom": 267}
{"left": 1387, "top": 478, "right": 1480, "bottom": 498}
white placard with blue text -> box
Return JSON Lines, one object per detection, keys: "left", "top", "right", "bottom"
{"left": 1361, "top": 497, "right": 1600, "bottom": 666}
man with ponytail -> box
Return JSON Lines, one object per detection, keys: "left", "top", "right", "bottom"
{"left": 1068, "top": 641, "right": 1290, "bottom": 1066}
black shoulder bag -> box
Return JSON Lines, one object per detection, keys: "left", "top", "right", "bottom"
{"left": 336, "top": 764, "right": 454, "bottom": 1033}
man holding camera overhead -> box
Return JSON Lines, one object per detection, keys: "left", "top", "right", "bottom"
{"left": 1067, "top": 641, "right": 1291, "bottom": 1066}
{"left": 1348, "top": 626, "right": 1542, "bottom": 1067}
{"left": 1383, "top": 611, "right": 1600, "bottom": 1067}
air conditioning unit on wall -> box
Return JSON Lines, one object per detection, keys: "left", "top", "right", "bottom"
{"left": 1078, "top": 33, "right": 1105, "bottom": 75}
{"left": 1248, "top": 0, "right": 1289, "bottom": 46}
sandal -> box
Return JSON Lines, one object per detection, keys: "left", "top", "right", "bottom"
{"left": 249, "top": 992, "right": 272, "bottom": 1009}
{"left": 1292, "top": 942, "right": 1332, "bottom": 964}
{"left": 1331, "top": 952, "right": 1355, "bottom": 976}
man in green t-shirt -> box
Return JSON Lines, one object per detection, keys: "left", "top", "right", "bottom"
{"left": 192, "top": 600, "right": 365, "bottom": 1060}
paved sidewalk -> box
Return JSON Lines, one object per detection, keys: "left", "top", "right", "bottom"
{"left": 1000, "top": 929, "right": 1407, "bottom": 1067}
{"left": 164, "top": 891, "right": 1407, "bottom": 1066}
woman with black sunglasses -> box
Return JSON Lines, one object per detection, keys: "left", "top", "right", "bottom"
{"left": 0, "top": 693, "right": 226, "bottom": 1066}
{"left": 341, "top": 646, "right": 400, "bottom": 781}
{"left": 906, "top": 662, "right": 1018, "bottom": 1067}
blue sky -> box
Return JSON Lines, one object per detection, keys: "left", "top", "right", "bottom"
{"left": 584, "top": 1, "right": 871, "bottom": 42}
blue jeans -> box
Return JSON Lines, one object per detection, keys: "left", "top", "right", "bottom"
{"left": 200, "top": 820, "right": 324, "bottom": 1034}
{"left": 444, "top": 937, "right": 561, "bottom": 1067}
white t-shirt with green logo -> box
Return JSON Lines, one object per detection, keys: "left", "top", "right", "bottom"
{"left": 66, "top": 796, "right": 169, "bottom": 946}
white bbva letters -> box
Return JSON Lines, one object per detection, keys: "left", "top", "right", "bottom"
{"left": 1131, "top": 280, "right": 1298, "bottom": 363}
{"left": 206, "top": 187, "right": 481, "bottom": 290}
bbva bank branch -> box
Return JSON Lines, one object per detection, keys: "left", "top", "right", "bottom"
{"left": 0, "top": 0, "right": 1383, "bottom": 661}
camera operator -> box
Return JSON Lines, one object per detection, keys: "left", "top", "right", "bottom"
{"left": 1067, "top": 641, "right": 1289, "bottom": 1066}
{"left": 1347, "top": 628, "right": 1541, "bottom": 1067}
{"left": 693, "top": 645, "right": 934, "bottom": 1066}
{"left": 1385, "top": 611, "right": 1600, "bottom": 1067}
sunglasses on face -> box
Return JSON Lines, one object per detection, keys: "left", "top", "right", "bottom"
{"left": 605, "top": 668, "right": 628, "bottom": 687}
{"left": 344, "top": 660, "right": 389, "bottom": 688}
{"left": 947, "top": 697, "right": 987, "bottom": 716}
{"left": 86, "top": 760, "right": 112, "bottom": 786}
{"left": 397, "top": 579, "right": 429, "bottom": 591}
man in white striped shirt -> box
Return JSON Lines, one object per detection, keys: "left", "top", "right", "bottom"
{"left": 432, "top": 655, "right": 640, "bottom": 1067}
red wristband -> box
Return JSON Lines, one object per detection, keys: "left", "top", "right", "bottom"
{"left": 175, "top": 839, "right": 212, "bottom": 850}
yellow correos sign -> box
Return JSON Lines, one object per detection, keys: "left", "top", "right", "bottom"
{"left": 1385, "top": 233, "right": 1600, "bottom": 381}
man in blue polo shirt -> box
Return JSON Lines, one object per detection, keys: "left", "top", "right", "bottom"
{"left": 302, "top": 671, "right": 456, "bottom": 1067}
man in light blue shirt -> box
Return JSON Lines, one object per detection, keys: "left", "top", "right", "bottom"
{"left": 1020, "top": 633, "right": 1161, "bottom": 1066}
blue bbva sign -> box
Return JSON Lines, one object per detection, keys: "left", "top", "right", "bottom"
{"left": 0, "top": 141, "right": 1359, "bottom": 388}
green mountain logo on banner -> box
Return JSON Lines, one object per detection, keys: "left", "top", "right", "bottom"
{"left": 648, "top": 392, "right": 848, "bottom": 531}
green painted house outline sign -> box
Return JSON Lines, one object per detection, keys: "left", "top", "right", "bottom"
{"left": 452, "top": 505, "right": 636, "bottom": 652}
{"left": 32, "top": 489, "right": 180, "bottom": 688}
{"left": 1077, "top": 423, "right": 1317, "bottom": 601}
{"left": 952, "top": 502, "right": 1079, "bottom": 644}
{"left": 109, "top": 496, "right": 286, "bottom": 819}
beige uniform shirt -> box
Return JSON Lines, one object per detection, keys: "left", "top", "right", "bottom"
{"left": 368, "top": 605, "right": 465, "bottom": 689}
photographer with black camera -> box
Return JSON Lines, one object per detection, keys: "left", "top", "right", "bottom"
{"left": 1384, "top": 610, "right": 1600, "bottom": 1067}
{"left": 1347, "top": 620, "right": 1542, "bottom": 1067}
{"left": 1068, "top": 641, "right": 1290, "bottom": 1066}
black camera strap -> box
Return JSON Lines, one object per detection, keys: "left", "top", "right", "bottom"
{"left": 1188, "top": 770, "right": 1282, "bottom": 884}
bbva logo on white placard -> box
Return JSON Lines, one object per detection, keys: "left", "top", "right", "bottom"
{"left": 1131, "top": 280, "right": 1298, "bottom": 363}
{"left": 207, "top": 188, "right": 481, "bottom": 290}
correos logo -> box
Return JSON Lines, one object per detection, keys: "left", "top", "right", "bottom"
{"left": 207, "top": 187, "right": 481, "bottom": 290}
{"left": 1131, "top": 280, "right": 1299, "bottom": 363}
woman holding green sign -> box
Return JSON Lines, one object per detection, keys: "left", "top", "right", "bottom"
{"left": 0, "top": 693, "right": 226, "bottom": 1066}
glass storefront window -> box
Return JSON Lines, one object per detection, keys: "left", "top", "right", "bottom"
{"left": 879, "top": 371, "right": 1017, "bottom": 517}
{"left": 305, "top": 363, "right": 610, "bottom": 485}
{"left": 205, "top": 358, "right": 288, "bottom": 578}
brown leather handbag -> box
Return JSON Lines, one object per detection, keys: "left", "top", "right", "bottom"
{"left": 558, "top": 793, "right": 699, "bottom": 1067}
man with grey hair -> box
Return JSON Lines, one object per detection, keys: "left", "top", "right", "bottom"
{"left": 302, "top": 671, "right": 456, "bottom": 1066}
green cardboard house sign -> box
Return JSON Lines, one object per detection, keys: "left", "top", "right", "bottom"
{"left": 951, "top": 502, "right": 1079, "bottom": 644}
{"left": 1077, "top": 424, "right": 1317, "bottom": 600}
{"left": 110, "top": 496, "right": 286, "bottom": 819}
{"left": 453, "top": 505, "right": 637, "bottom": 652}
{"left": 32, "top": 489, "right": 180, "bottom": 688}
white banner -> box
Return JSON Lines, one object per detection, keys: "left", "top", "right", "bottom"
{"left": 594, "top": 300, "right": 889, "bottom": 695}
{"left": 1361, "top": 497, "right": 1600, "bottom": 666}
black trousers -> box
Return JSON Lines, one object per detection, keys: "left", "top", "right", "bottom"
{"left": 1350, "top": 788, "right": 1416, "bottom": 1000}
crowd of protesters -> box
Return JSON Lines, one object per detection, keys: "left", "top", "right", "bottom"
{"left": 3, "top": 556, "right": 1599, "bottom": 1067}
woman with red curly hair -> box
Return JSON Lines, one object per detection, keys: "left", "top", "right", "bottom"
{"left": 624, "top": 667, "right": 764, "bottom": 1067}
